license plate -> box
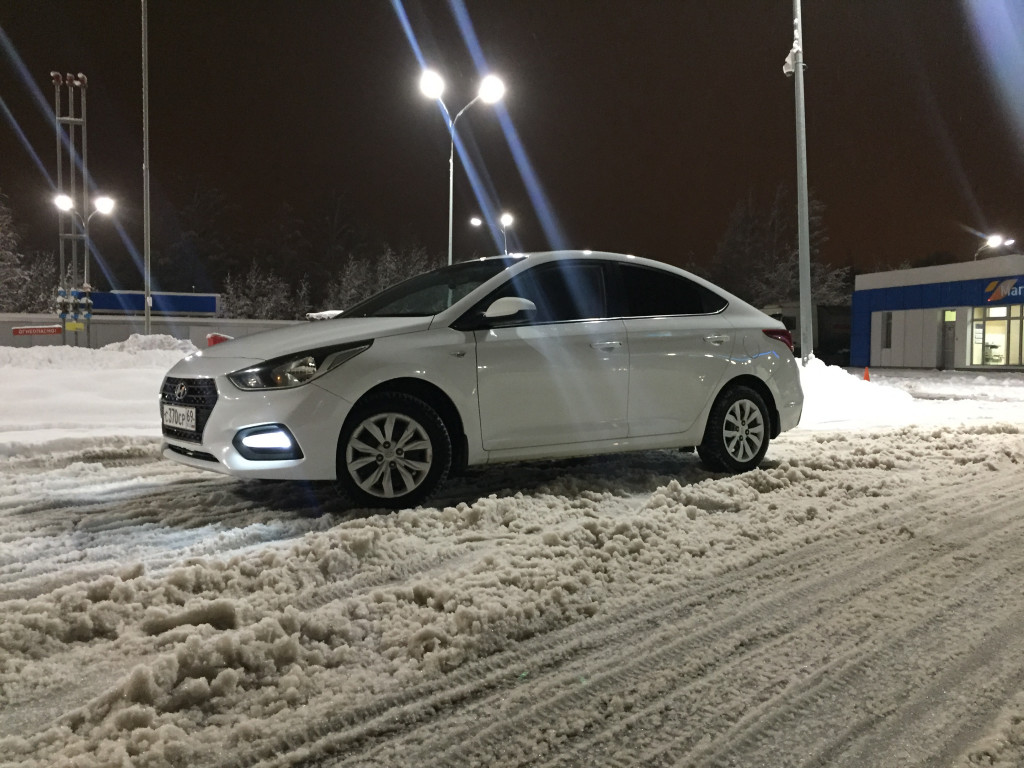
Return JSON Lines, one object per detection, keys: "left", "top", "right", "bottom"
{"left": 162, "top": 403, "right": 197, "bottom": 432}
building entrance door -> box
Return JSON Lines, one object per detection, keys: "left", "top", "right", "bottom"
{"left": 941, "top": 321, "right": 956, "bottom": 370}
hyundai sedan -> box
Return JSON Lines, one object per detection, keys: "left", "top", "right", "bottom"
{"left": 160, "top": 251, "right": 803, "bottom": 508}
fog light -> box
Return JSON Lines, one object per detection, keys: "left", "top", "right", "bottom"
{"left": 233, "top": 425, "right": 304, "bottom": 461}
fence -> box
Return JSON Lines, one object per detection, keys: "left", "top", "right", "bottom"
{"left": 1, "top": 313, "right": 297, "bottom": 350}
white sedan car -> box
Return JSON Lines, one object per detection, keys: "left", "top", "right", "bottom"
{"left": 161, "top": 251, "right": 802, "bottom": 508}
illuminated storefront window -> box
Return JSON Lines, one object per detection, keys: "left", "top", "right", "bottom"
{"left": 972, "top": 304, "right": 1023, "bottom": 366}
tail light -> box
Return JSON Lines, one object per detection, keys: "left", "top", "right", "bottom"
{"left": 763, "top": 328, "right": 794, "bottom": 353}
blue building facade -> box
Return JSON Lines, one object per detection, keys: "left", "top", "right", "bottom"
{"left": 851, "top": 255, "right": 1024, "bottom": 369}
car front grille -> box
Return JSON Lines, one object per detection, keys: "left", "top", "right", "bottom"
{"left": 160, "top": 377, "right": 218, "bottom": 443}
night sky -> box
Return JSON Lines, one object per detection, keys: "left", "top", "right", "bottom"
{"left": 1, "top": 1, "right": 1023, "bottom": 293}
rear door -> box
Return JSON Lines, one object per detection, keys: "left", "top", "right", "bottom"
{"left": 615, "top": 264, "right": 736, "bottom": 436}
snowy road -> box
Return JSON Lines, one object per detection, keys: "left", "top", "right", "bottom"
{"left": 4, "top": 425, "right": 1024, "bottom": 767}
{"left": 2, "top": 340, "right": 1024, "bottom": 766}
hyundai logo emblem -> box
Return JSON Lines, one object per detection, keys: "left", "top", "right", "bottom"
{"left": 173, "top": 382, "right": 189, "bottom": 401}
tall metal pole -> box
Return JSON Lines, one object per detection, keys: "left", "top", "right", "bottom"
{"left": 67, "top": 75, "right": 78, "bottom": 303}
{"left": 792, "top": 0, "right": 814, "bottom": 362}
{"left": 142, "top": 0, "right": 152, "bottom": 334}
{"left": 51, "top": 73, "right": 67, "bottom": 345}
{"left": 447, "top": 137, "right": 454, "bottom": 266}
{"left": 80, "top": 74, "right": 89, "bottom": 288}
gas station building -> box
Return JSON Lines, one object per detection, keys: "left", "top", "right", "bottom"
{"left": 850, "top": 254, "right": 1024, "bottom": 370}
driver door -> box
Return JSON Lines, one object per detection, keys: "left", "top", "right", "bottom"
{"left": 471, "top": 260, "right": 629, "bottom": 451}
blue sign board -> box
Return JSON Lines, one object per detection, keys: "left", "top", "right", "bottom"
{"left": 91, "top": 291, "right": 218, "bottom": 316}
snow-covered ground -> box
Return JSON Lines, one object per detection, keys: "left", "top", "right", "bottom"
{"left": 2, "top": 335, "right": 1024, "bottom": 767}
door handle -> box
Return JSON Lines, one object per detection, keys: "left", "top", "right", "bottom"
{"left": 590, "top": 341, "right": 623, "bottom": 352}
{"left": 703, "top": 334, "right": 730, "bottom": 346}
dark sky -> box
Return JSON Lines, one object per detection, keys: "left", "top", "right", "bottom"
{"left": 2, "top": 1, "right": 1023, "bottom": 292}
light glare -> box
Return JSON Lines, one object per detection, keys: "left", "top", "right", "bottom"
{"left": 500, "top": 212, "right": 514, "bottom": 227}
{"left": 54, "top": 194, "right": 73, "bottom": 211}
{"left": 93, "top": 196, "right": 115, "bottom": 215}
{"left": 987, "top": 235, "right": 1005, "bottom": 248}
{"left": 478, "top": 74, "right": 505, "bottom": 104}
{"left": 419, "top": 69, "right": 444, "bottom": 99}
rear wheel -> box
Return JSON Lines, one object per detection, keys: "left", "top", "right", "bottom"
{"left": 337, "top": 393, "right": 451, "bottom": 509}
{"left": 698, "top": 385, "right": 770, "bottom": 473}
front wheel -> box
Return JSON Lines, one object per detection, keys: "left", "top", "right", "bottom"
{"left": 337, "top": 393, "right": 451, "bottom": 509}
{"left": 697, "top": 385, "right": 770, "bottom": 473}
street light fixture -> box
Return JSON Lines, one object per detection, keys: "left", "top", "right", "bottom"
{"left": 499, "top": 212, "right": 514, "bottom": 255}
{"left": 420, "top": 69, "right": 506, "bottom": 265}
{"left": 470, "top": 212, "right": 514, "bottom": 255}
{"left": 974, "top": 234, "right": 1017, "bottom": 260}
{"left": 53, "top": 193, "right": 115, "bottom": 288}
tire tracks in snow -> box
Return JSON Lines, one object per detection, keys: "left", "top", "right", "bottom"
{"left": 261, "top": 447, "right": 1024, "bottom": 768}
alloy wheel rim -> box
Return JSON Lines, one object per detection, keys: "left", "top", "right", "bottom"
{"left": 722, "top": 399, "right": 765, "bottom": 463}
{"left": 346, "top": 412, "right": 433, "bottom": 498}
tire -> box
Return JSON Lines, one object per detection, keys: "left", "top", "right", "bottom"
{"left": 337, "top": 393, "right": 451, "bottom": 509}
{"left": 697, "top": 385, "right": 770, "bottom": 473}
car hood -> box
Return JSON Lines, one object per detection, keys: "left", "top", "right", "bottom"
{"left": 194, "top": 316, "right": 434, "bottom": 363}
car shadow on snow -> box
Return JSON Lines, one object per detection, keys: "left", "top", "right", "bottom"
{"left": 229, "top": 448, "right": 758, "bottom": 518}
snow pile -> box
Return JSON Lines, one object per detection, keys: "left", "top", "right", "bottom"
{"left": 796, "top": 357, "right": 913, "bottom": 428}
{"left": 0, "top": 335, "right": 195, "bottom": 450}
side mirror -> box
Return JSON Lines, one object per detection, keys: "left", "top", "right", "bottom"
{"left": 452, "top": 296, "right": 538, "bottom": 332}
{"left": 483, "top": 296, "right": 537, "bottom": 319}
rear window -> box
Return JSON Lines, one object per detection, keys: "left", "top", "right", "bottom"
{"left": 620, "top": 265, "right": 727, "bottom": 316}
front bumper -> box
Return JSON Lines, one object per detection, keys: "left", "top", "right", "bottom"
{"left": 160, "top": 362, "right": 354, "bottom": 481}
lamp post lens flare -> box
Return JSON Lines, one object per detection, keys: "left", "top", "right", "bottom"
{"left": 478, "top": 74, "right": 506, "bottom": 104}
{"left": 419, "top": 69, "right": 444, "bottom": 100}
{"left": 419, "top": 69, "right": 506, "bottom": 265}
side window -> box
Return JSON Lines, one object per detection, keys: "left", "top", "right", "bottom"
{"left": 488, "top": 261, "right": 608, "bottom": 323}
{"left": 620, "top": 265, "right": 727, "bottom": 316}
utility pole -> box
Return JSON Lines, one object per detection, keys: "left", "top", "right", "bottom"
{"left": 142, "top": 0, "right": 153, "bottom": 334}
{"left": 785, "top": 0, "right": 814, "bottom": 362}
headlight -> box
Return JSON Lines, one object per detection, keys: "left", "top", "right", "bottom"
{"left": 227, "top": 342, "right": 371, "bottom": 390}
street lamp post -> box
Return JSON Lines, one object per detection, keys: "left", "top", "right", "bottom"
{"left": 974, "top": 234, "right": 1016, "bottom": 260}
{"left": 470, "top": 211, "right": 514, "bottom": 255}
{"left": 55, "top": 193, "right": 114, "bottom": 288}
{"left": 420, "top": 70, "right": 505, "bottom": 265}
{"left": 53, "top": 193, "right": 115, "bottom": 346}
{"left": 499, "top": 212, "right": 514, "bottom": 255}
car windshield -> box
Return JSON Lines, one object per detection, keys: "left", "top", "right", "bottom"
{"left": 340, "top": 258, "right": 520, "bottom": 318}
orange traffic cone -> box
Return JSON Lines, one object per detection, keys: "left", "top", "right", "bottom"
{"left": 863, "top": 367, "right": 870, "bottom": 381}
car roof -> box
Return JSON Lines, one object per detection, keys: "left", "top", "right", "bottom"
{"left": 464, "top": 250, "right": 672, "bottom": 271}
{"left": 465, "top": 250, "right": 731, "bottom": 294}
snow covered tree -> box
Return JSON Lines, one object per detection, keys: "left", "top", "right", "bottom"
{"left": 5, "top": 251, "right": 59, "bottom": 312}
{"left": 323, "top": 243, "right": 442, "bottom": 311}
{"left": 292, "top": 275, "right": 312, "bottom": 320}
{"left": 710, "top": 184, "right": 850, "bottom": 307}
{"left": 160, "top": 184, "right": 240, "bottom": 292}
{"left": 220, "top": 261, "right": 294, "bottom": 319}
{"left": 0, "top": 190, "right": 23, "bottom": 308}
